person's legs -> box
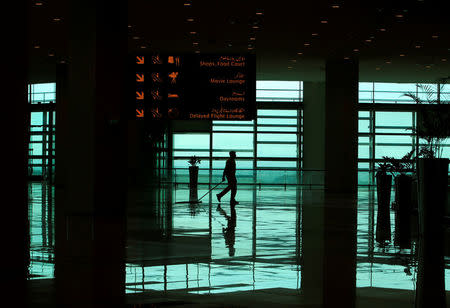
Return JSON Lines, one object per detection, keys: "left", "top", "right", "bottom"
{"left": 217, "top": 185, "right": 231, "bottom": 201}
{"left": 229, "top": 178, "right": 237, "bottom": 203}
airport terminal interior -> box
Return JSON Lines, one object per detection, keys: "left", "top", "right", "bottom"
{"left": 6, "top": 0, "right": 450, "bottom": 307}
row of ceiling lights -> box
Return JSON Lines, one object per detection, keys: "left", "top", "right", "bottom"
{"left": 31, "top": 1, "right": 449, "bottom": 69}
{"left": 289, "top": 3, "right": 448, "bottom": 71}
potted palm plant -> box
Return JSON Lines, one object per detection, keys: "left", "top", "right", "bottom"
{"left": 404, "top": 78, "right": 449, "bottom": 308}
{"left": 384, "top": 149, "right": 415, "bottom": 249}
{"left": 188, "top": 156, "right": 201, "bottom": 203}
{"left": 375, "top": 158, "right": 392, "bottom": 244}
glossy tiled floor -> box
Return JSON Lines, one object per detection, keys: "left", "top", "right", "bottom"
{"left": 27, "top": 182, "right": 449, "bottom": 306}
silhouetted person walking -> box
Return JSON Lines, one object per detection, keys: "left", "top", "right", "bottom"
{"left": 217, "top": 151, "right": 238, "bottom": 204}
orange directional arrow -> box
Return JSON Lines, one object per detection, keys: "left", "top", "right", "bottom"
{"left": 136, "top": 109, "right": 144, "bottom": 118}
{"left": 136, "top": 74, "right": 144, "bottom": 82}
{"left": 136, "top": 56, "right": 145, "bottom": 64}
{"left": 136, "top": 91, "right": 144, "bottom": 100}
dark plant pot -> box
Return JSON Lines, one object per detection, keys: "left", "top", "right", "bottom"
{"left": 415, "top": 158, "right": 448, "bottom": 308}
{"left": 393, "top": 174, "right": 412, "bottom": 249}
{"left": 189, "top": 166, "right": 199, "bottom": 202}
{"left": 376, "top": 172, "right": 392, "bottom": 244}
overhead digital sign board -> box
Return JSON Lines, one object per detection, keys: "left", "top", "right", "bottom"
{"left": 132, "top": 53, "right": 256, "bottom": 121}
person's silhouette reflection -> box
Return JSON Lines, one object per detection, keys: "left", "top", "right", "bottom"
{"left": 217, "top": 204, "right": 236, "bottom": 257}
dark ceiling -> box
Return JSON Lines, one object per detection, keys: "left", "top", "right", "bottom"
{"left": 28, "top": 0, "right": 450, "bottom": 83}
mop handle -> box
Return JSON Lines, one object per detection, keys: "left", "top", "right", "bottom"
{"left": 198, "top": 180, "right": 224, "bottom": 201}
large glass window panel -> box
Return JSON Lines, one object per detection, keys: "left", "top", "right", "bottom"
{"left": 359, "top": 91, "right": 373, "bottom": 102}
{"left": 417, "top": 83, "right": 438, "bottom": 102}
{"left": 213, "top": 126, "right": 254, "bottom": 132}
{"left": 257, "top": 144, "right": 297, "bottom": 158}
{"left": 173, "top": 159, "right": 209, "bottom": 169}
{"left": 374, "top": 82, "right": 417, "bottom": 93}
{"left": 173, "top": 150, "right": 209, "bottom": 157}
{"left": 257, "top": 109, "right": 297, "bottom": 116}
{"left": 212, "top": 151, "right": 253, "bottom": 158}
{"left": 359, "top": 82, "right": 374, "bottom": 91}
{"left": 358, "top": 119, "right": 371, "bottom": 133}
{"left": 173, "top": 134, "right": 210, "bottom": 149}
{"left": 212, "top": 160, "right": 253, "bottom": 170}
{"left": 358, "top": 146, "right": 370, "bottom": 159}
{"left": 257, "top": 161, "right": 297, "bottom": 168}
{"left": 257, "top": 133, "right": 297, "bottom": 142}
{"left": 257, "top": 118, "right": 297, "bottom": 125}
{"left": 29, "top": 83, "right": 56, "bottom": 104}
{"left": 375, "top": 112, "right": 413, "bottom": 127}
{"left": 31, "top": 112, "right": 43, "bottom": 126}
{"left": 256, "top": 90, "right": 300, "bottom": 99}
{"left": 359, "top": 111, "right": 370, "bottom": 118}
{"left": 375, "top": 146, "right": 414, "bottom": 159}
{"left": 257, "top": 126, "right": 297, "bottom": 132}
{"left": 375, "top": 135, "right": 414, "bottom": 145}
{"left": 213, "top": 133, "right": 253, "bottom": 150}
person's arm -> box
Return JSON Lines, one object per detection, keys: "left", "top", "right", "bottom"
{"left": 222, "top": 160, "right": 230, "bottom": 181}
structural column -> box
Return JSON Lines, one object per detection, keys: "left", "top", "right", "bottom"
{"left": 55, "top": 1, "right": 128, "bottom": 307}
{"left": 324, "top": 58, "right": 359, "bottom": 193}
{"left": 323, "top": 58, "right": 358, "bottom": 308}
{"left": 301, "top": 82, "right": 326, "bottom": 306}
{"left": 301, "top": 58, "right": 358, "bottom": 307}
{"left": 4, "top": 1, "right": 30, "bottom": 306}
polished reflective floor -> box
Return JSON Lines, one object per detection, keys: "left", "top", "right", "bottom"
{"left": 27, "top": 182, "right": 450, "bottom": 306}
